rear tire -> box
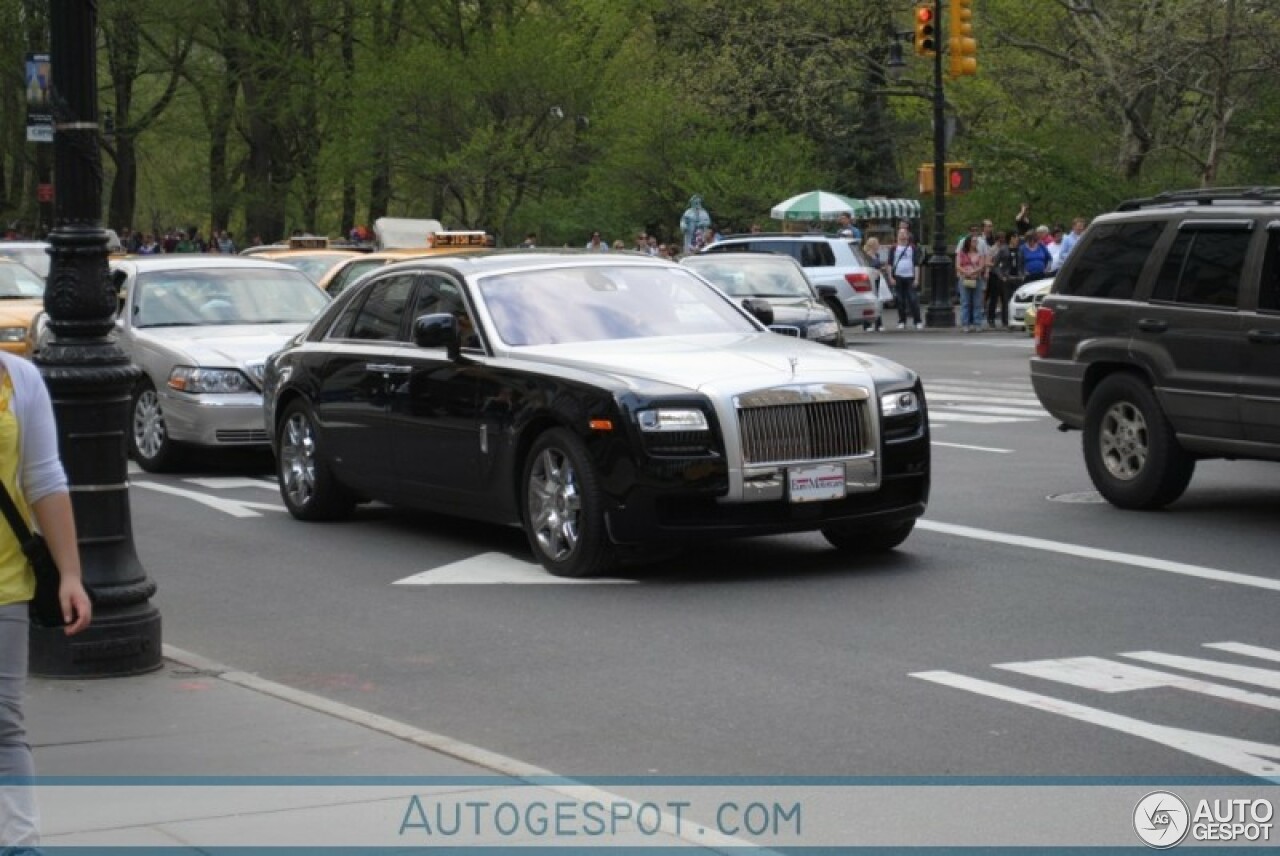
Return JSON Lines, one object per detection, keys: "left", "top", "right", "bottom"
{"left": 821, "top": 520, "right": 915, "bottom": 553}
{"left": 276, "top": 399, "right": 355, "bottom": 521}
{"left": 521, "top": 428, "right": 616, "bottom": 578}
{"left": 1083, "top": 373, "right": 1194, "bottom": 510}
{"left": 825, "top": 298, "right": 849, "bottom": 327}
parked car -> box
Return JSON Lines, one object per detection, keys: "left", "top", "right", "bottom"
{"left": 699, "top": 234, "right": 883, "bottom": 328}
{"left": 1010, "top": 277, "right": 1052, "bottom": 329}
{"left": 680, "top": 252, "right": 846, "bottom": 347}
{"left": 1019, "top": 279, "right": 1054, "bottom": 336}
{"left": 0, "top": 259, "right": 48, "bottom": 357}
{"left": 114, "top": 256, "right": 331, "bottom": 471}
{"left": 264, "top": 251, "right": 930, "bottom": 577}
{"left": 1031, "top": 187, "right": 1280, "bottom": 510}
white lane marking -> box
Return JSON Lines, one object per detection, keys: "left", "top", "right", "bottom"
{"left": 931, "top": 441, "right": 1014, "bottom": 454}
{"left": 162, "top": 644, "right": 753, "bottom": 850}
{"left": 926, "top": 390, "right": 1043, "bottom": 406}
{"left": 917, "top": 519, "right": 1280, "bottom": 592}
{"left": 1205, "top": 642, "right": 1280, "bottom": 663}
{"left": 132, "top": 481, "right": 284, "bottom": 518}
{"left": 994, "top": 656, "right": 1280, "bottom": 711}
{"left": 394, "top": 552, "right": 634, "bottom": 585}
{"left": 1120, "top": 651, "right": 1280, "bottom": 691}
{"left": 931, "top": 404, "right": 1045, "bottom": 417}
{"left": 911, "top": 671, "right": 1280, "bottom": 780}
{"left": 927, "top": 412, "right": 1036, "bottom": 424}
{"left": 184, "top": 477, "right": 279, "bottom": 491}
{"left": 929, "top": 378, "right": 1037, "bottom": 392}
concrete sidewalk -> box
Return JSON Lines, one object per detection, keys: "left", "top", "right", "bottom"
{"left": 25, "top": 646, "right": 721, "bottom": 850}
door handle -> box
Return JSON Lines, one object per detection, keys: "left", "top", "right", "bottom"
{"left": 1136, "top": 318, "right": 1168, "bottom": 333}
{"left": 1247, "top": 329, "right": 1280, "bottom": 345}
{"left": 365, "top": 363, "right": 412, "bottom": 374}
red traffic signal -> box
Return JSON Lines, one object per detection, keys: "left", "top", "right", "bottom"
{"left": 914, "top": 5, "right": 936, "bottom": 56}
{"left": 947, "top": 165, "right": 974, "bottom": 193}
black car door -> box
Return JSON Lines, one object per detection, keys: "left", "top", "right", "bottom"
{"left": 390, "top": 273, "right": 490, "bottom": 507}
{"left": 1240, "top": 224, "right": 1280, "bottom": 446}
{"left": 311, "top": 272, "right": 420, "bottom": 495}
{"left": 1140, "top": 220, "right": 1253, "bottom": 442}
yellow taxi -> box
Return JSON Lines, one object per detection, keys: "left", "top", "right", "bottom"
{"left": 318, "top": 222, "right": 493, "bottom": 295}
{"left": 249, "top": 236, "right": 364, "bottom": 285}
{"left": 0, "top": 258, "right": 49, "bottom": 357}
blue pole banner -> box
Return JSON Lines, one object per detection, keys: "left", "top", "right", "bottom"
{"left": 25, "top": 52, "right": 53, "bottom": 143}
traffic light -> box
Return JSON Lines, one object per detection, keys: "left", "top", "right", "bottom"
{"left": 949, "top": 0, "right": 977, "bottom": 77}
{"left": 947, "top": 164, "right": 974, "bottom": 193}
{"left": 914, "top": 5, "right": 937, "bottom": 56}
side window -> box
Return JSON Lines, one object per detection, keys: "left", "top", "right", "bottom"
{"left": 1057, "top": 221, "right": 1163, "bottom": 299}
{"left": 347, "top": 274, "right": 417, "bottom": 341}
{"left": 1150, "top": 227, "right": 1252, "bottom": 309}
{"left": 798, "top": 242, "right": 835, "bottom": 268}
{"left": 410, "top": 274, "right": 481, "bottom": 349}
{"left": 1260, "top": 228, "right": 1280, "bottom": 313}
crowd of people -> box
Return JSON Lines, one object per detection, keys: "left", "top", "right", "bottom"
{"left": 113, "top": 227, "right": 243, "bottom": 255}
{"left": 858, "top": 204, "right": 1087, "bottom": 332}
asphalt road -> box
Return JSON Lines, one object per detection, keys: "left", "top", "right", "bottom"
{"left": 126, "top": 328, "right": 1280, "bottom": 780}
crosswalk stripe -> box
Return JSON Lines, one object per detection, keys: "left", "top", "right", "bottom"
{"left": 928, "top": 412, "right": 1036, "bottom": 424}
{"left": 926, "top": 390, "right": 1041, "bottom": 406}
{"left": 394, "top": 552, "right": 633, "bottom": 585}
{"left": 929, "top": 378, "right": 1037, "bottom": 392}
{"left": 931, "top": 404, "right": 1046, "bottom": 417}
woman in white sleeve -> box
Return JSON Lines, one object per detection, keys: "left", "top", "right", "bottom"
{"left": 0, "top": 350, "right": 92, "bottom": 849}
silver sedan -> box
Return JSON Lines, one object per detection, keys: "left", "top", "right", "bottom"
{"left": 114, "top": 255, "right": 330, "bottom": 471}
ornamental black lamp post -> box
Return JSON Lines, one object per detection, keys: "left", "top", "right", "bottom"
{"left": 923, "top": 0, "right": 955, "bottom": 330}
{"left": 31, "top": 0, "right": 161, "bottom": 676}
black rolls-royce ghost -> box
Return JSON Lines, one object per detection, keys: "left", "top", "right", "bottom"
{"left": 263, "top": 251, "right": 930, "bottom": 577}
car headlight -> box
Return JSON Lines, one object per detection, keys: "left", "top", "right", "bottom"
{"left": 637, "top": 408, "right": 708, "bottom": 432}
{"left": 880, "top": 390, "right": 920, "bottom": 417}
{"left": 808, "top": 321, "right": 839, "bottom": 339}
{"left": 0, "top": 326, "right": 27, "bottom": 342}
{"left": 168, "top": 366, "right": 254, "bottom": 394}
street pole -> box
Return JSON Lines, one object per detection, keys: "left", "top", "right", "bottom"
{"left": 32, "top": 0, "right": 161, "bottom": 676}
{"left": 924, "top": 0, "right": 955, "bottom": 329}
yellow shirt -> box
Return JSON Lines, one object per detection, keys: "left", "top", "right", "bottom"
{"left": 0, "top": 371, "right": 35, "bottom": 604}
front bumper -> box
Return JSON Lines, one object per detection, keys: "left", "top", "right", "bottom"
{"left": 159, "top": 389, "right": 271, "bottom": 447}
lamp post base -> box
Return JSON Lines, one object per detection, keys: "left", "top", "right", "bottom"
{"left": 924, "top": 256, "right": 955, "bottom": 330}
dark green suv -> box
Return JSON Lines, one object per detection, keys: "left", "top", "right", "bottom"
{"left": 1031, "top": 188, "right": 1280, "bottom": 509}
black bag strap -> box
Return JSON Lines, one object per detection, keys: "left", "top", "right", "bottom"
{"left": 0, "top": 480, "right": 35, "bottom": 546}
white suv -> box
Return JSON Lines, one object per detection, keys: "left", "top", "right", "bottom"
{"left": 699, "top": 234, "right": 883, "bottom": 326}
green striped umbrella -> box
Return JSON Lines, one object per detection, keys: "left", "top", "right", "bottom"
{"left": 769, "top": 190, "right": 862, "bottom": 222}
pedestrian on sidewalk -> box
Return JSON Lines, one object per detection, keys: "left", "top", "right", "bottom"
{"left": 956, "top": 235, "right": 985, "bottom": 332}
{"left": 887, "top": 227, "right": 923, "bottom": 329}
{"left": 861, "top": 237, "right": 888, "bottom": 332}
{"left": 0, "top": 351, "right": 92, "bottom": 850}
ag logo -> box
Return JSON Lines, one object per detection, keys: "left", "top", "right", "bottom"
{"left": 1134, "top": 791, "right": 1190, "bottom": 848}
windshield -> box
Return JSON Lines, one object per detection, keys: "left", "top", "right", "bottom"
{"left": 276, "top": 253, "right": 353, "bottom": 283}
{"left": 478, "top": 264, "right": 756, "bottom": 346}
{"left": 132, "top": 267, "right": 329, "bottom": 328}
{"left": 683, "top": 257, "right": 814, "bottom": 299}
{"left": 0, "top": 263, "right": 45, "bottom": 298}
{"left": 0, "top": 246, "right": 50, "bottom": 279}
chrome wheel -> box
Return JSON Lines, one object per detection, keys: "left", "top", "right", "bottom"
{"left": 133, "top": 387, "right": 166, "bottom": 460}
{"left": 1098, "top": 400, "right": 1148, "bottom": 481}
{"left": 280, "top": 411, "right": 317, "bottom": 509}
{"left": 527, "top": 446, "right": 582, "bottom": 562}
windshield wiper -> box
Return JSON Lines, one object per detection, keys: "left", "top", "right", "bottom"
{"left": 137, "top": 322, "right": 199, "bottom": 328}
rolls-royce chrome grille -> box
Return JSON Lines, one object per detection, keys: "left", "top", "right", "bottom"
{"left": 736, "top": 385, "right": 872, "bottom": 465}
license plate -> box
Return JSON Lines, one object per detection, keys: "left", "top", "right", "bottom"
{"left": 788, "top": 463, "right": 846, "bottom": 503}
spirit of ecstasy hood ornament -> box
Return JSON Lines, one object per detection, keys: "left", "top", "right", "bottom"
{"left": 789, "top": 355, "right": 798, "bottom": 378}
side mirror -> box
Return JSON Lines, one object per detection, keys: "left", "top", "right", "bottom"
{"left": 815, "top": 284, "right": 838, "bottom": 301}
{"left": 741, "top": 298, "right": 774, "bottom": 326}
{"left": 413, "top": 312, "right": 460, "bottom": 359}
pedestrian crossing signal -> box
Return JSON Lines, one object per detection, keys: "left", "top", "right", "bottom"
{"left": 948, "top": 165, "right": 974, "bottom": 193}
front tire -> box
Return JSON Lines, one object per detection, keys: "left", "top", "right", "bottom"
{"left": 1083, "top": 373, "right": 1195, "bottom": 510}
{"left": 130, "top": 381, "right": 180, "bottom": 473}
{"left": 276, "top": 399, "right": 354, "bottom": 520}
{"left": 521, "top": 428, "right": 615, "bottom": 578}
{"left": 821, "top": 520, "right": 915, "bottom": 553}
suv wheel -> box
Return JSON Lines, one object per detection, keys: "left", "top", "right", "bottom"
{"left": 1083, "top": 373, "right": 1195, "bottom": 510}
{"left": 824, "top": 298, "right": 849, "bottom": 327}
